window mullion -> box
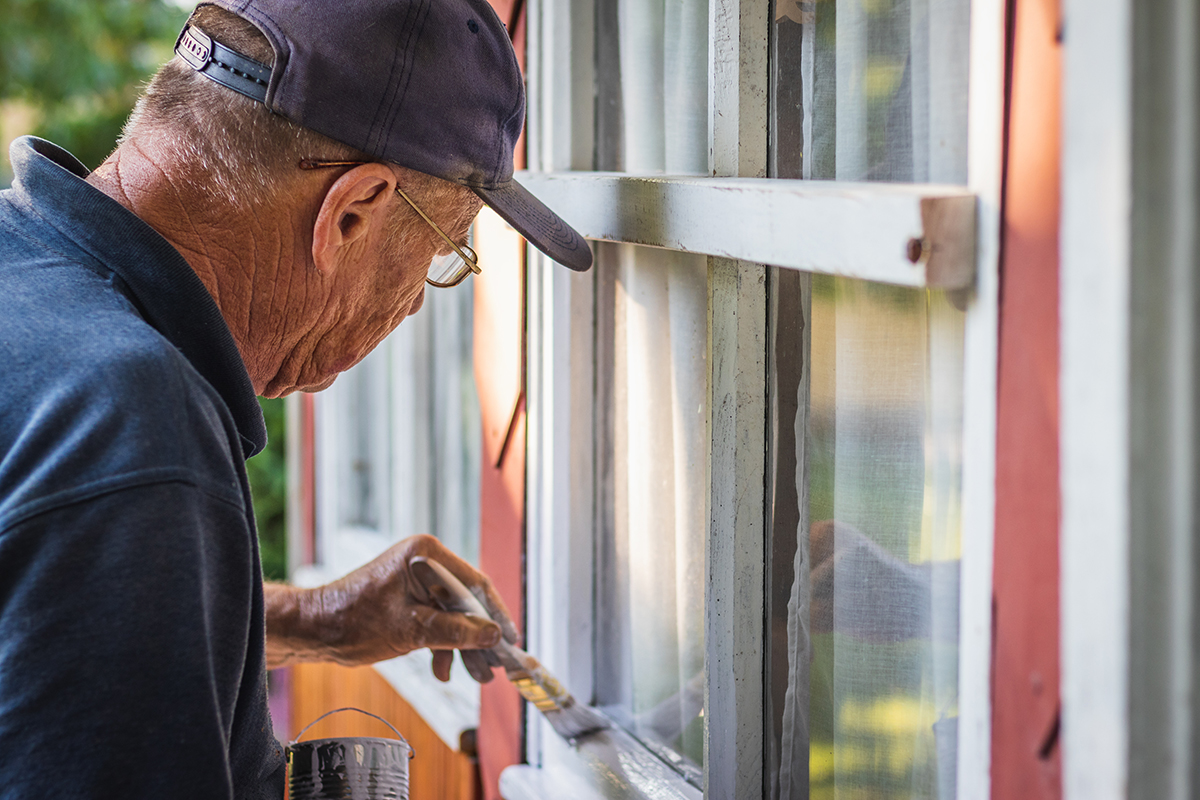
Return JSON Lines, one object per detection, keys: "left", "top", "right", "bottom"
{"left": 706, "top": 0, "right": 770, "bottom": 797}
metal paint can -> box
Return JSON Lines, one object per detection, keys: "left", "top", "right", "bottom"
{"left": 287, "top": 707, "right": 414, "bottom": 800}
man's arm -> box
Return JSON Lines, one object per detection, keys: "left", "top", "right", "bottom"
{"left": 263, "top": 534, "right": 519, "bottom": 681}
{"left": 0, "top": 481, "right": 283, "bottom": 800}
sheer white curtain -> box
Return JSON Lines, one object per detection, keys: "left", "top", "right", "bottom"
{"left": 595, "top": 0, "right": 709, "bottom": 769}
{"left": 774, "top": 1, "right": 970, "bottom": 798}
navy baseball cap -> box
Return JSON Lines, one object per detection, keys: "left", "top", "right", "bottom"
{"left": 175, "top": 0, "right": 592, "bottom": 272}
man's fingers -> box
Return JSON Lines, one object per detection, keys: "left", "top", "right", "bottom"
{"left": 432, "top": 649, "right": 454, "bottom": 682}
{"left": 419, "top": 610, "right": 502, "bottom": 650}
{"left": 460, "top": 650, "right": 496, "bottom": 684}
{"left": 408, "top": 535, "right": 522, "bottom": 645}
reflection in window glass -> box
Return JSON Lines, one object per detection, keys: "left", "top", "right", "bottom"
{"left": 594, "top": 244, "right": 707, "bottom": 778}
{"left": 591, "top": 0, "right": 710, "bottom": 782}
{"left": 769, "top": 273, "right": 965, "bottom": 800}
{"left": 769, "top": 3, "right": 970, "bottom": 796}
{"left": 336, "top": 347, "right": 389, "bottom": 530}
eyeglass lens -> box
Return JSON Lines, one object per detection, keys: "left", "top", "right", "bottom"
{"left": 427, "top": 252, "right": 472, "bottom": 286}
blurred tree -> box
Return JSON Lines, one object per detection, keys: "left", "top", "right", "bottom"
{"left": 0, "top": 0, "right": 187, "bottom": 179}
{"left": 249, "top": 398, "right": 288, "bottom": 582}
{"left": 0, "top": 0, "right": 290, "bottom": 580}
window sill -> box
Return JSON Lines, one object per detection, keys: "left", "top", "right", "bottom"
{"left": 500, "top": 724, "right": 702, "bottom": 800}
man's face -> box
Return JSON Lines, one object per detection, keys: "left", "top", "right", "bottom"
{"left": 279, "top": 172, "right": 483, "bottom": 396}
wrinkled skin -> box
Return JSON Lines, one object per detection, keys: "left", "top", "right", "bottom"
{"left": 264, "top": 535, "right": 520, "bottom": 682}
{"left": 87, "top": 136, "right": 506, "bottom": 683}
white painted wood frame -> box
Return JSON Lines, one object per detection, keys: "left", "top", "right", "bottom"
{"left": 515, "top": 173, "right": 977, "bottom": 288}
{"left": 1062, "top": 0, "right": 1200, "bottom": 798}
{"left": 957, "top": 0, "right": 1006, "bottom": 796}
{"left": 1060, "top": 0, "right": 1132, "bottom": 794}
{"left": 705, "top": 1, "right": 770, "bottom": 798}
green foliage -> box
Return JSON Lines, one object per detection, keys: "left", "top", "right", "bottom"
{"left": 248, "top": 397, "right": 288, "bottom": 582}
{"left": 0, "top": 0, "right": 187, "bottom": 174}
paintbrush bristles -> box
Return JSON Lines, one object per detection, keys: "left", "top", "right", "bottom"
{"left": 541, "top": 698, "right": 612, "bottom": 741}
{"left": 406, "top": 557, "right": 610, "bottom": 741}
{"left": 505, "top": 655, "right": 610, "bottom": 740}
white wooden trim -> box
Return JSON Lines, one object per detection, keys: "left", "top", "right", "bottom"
{"left": 1116, "top": 11, "right": 1200, "bottom": 800}
{"left": 524, "top": 243, "right": 598, "bottom": 765}
{"left": 706, "top": 258, "right": 768, "bottom": 800}
{"left": 709, "top": 0, "right": 768, "bottom": 179}
{"left": 524, "top": 0, "right": 604, "bottom": 776}
{"left": 955, "top": 0, "right": 1006, "bottom": 795}
{"left": 706, "top": 1, "right": 770, "bottom": 797}
{"left": 1060, "top": 0, "right": 1133, "bottom": 797}
{"left": 515, "top": 172, "right": 977, "bottom": 289}
{"left": 1124, "top": 3, "right": 1200, "bottom": 796}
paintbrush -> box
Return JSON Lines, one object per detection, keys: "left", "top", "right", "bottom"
{"left": 409, "top": 556, "right": 611, "bottom": 741}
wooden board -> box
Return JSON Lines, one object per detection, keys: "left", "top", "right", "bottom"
{"left": 991, "top": 0, "right": 1063, "bottom": 797}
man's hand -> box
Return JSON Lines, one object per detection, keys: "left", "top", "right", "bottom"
{"left": 264, "top": 534, "right": 520, "bottom": 682}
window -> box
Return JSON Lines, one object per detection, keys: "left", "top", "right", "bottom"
{"left": 767, "top": 3, "right": 971, "bottom": 797}
{"left": 298, "top": 277, "right": 484, "bottom": 747}
{"left": 314, "top": 283, "right": 481, "bottom": 573}
{"left": 769, "top": 276, "right": 966, "bottom": 799}
{"left": 506, "top": 0, "right": 1003, "bottom": 797}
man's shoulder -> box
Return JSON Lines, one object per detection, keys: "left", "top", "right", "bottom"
{"left": 0, "top": 266, "right": 247, "bottom": 529}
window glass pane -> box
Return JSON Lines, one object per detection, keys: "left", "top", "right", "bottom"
{"left": 319, "top": 281, "right": 481, "bottom": 564}
{"left": 590, "top": 0, "right": 710, "bottom": 781}
{"left": 768, "top": 271, "right": 965, "bottom": 800}
{"left": 598, "top": 0, "right": 709, "bottom": 174}
{"left": 593, "top": 243, "right": 707, "bottom": 778}
{"left": 771, "top": 0, "right": 970, "bottom": 182}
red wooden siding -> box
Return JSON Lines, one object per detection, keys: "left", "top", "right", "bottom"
{"left": 992, "top": 0, "right": 1063, "bottom": 796}
{"left": 475, "top": 4, "right": 528, "bottom": 798}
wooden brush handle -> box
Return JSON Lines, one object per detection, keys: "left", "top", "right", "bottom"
{"left": 409, "top": 557, "right": 527, "bottom": 671}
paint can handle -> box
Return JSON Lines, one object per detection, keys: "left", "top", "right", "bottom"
{"left": 290, "top": 707, "right": 415, "bottom": 758}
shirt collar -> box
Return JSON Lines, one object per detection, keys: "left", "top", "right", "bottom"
{"left": 6, "top": 136, "right": 267, "bottom": 458}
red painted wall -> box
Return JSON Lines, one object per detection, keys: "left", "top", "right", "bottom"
{"left": 474, "top": 7, "right": 527, "bottom": 797}
{"left": 472, "top": 221, "right": 526, "bottom": 799}
{"left": 991, "top": 0, "right": 1062, "bottom": 796}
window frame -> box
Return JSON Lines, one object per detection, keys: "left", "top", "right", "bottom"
{"left": 1060, "top": 0, "right": 1200, "bottom": 795}
{"left": 507, "top": 0, "right": 1006, "bottom": 798}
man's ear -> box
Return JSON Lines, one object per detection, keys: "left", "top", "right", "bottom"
{"left": 311, "top": 163, "right": 396, "bottom": 275}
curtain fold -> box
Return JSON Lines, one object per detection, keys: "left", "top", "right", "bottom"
{"left": 596, "top": 0, "right": 710, "bottom": 771}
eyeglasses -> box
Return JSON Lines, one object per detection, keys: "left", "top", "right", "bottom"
{"left": 298, "top": 159, "right": 481, "bottom": 288}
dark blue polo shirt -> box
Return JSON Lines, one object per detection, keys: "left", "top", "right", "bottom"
{"left": 0, "top": 137, "right": 284, "bottom": 799}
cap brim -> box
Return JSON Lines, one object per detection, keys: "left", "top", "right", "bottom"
{"left": 473, "top": 180, "right": 593, "bottom": 272}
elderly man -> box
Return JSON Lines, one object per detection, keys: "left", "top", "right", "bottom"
{"left": 0, "top": 0, "right": 589, "bottom": 797}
